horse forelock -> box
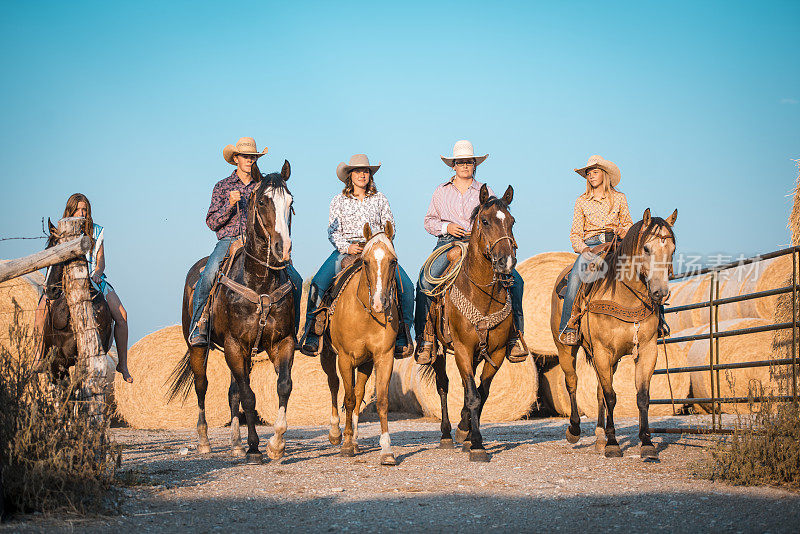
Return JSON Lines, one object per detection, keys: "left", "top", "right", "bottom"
{"left": 363, "top": 232, "right": 396, "bottom": 259}
{"left": 469, "top": 196, "right": 508, "bottom": 224}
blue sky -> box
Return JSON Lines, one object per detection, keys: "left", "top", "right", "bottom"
{"left": 1, "top": 0, "right": 798, "bottom": 342}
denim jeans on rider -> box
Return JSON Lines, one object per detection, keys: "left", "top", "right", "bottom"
{"left": 304, "top": 249, "right": 415, "bottom": 345}
{"left": 415, "top": 236, "right": 525, "bottom": 338}
{"left": 558, "top": 235, "right": 603, "bottom": 333}
{"left": 190, "top": 237, "right": 304, "bottom": 336}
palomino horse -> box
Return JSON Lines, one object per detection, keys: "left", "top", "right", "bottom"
{"left": 39, "top": 221, "right": 114, "bottom": 379}
{"left": 550, "top": 208, "right": 677, "bottom": 459}
{"left": 320, "top": 222, "right": 400, "bottom": 465}
{"left": 422, "top": 185, "right": 517, "bottom": 462}
{"left": 169, "top": 161, "right": 295, "bottom": 464}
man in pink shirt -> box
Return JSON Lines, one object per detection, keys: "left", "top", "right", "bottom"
{"left": 415, "top": 140, "right": 528, "bottom": 363}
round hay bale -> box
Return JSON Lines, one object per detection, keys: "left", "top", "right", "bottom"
{"left": 755, "top": 255, "right": 791, "bottom": 321}
{"left": 667, "top": 276, "right": 706, "bottom": 330}
{"left": 251, "top": 352, "right": 375, "bottom": 426}
{"left": 411, "top": 356, "right": 538, "bottom": 423}
{"left": 575, "top": 341, "right": 690, "bottom": 419}
{"left": 0, "top": 266, "right": 43, "bottom": 356}
{"left": 539, "top": 360, "right": 571, "bottom": 417}
{"left": 518, "top": 252, "right": 578, "bottom": 356}
{"left": 388, "top": 357, "right": 422, "bottom": 415}
{"left": 686, "top": 318, "right": 784, "bottom": 413}
{"left": 113, "top": 325, "right": 232, "bottom": 429}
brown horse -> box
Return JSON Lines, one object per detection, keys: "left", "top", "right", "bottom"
{"left": 550, "top": 208, "right": 677, "bottom": 459}
{"left": 169, "top": 161, "right": 295, "bottom": 464}
{"left": 320, "top": 222, "right": 400, "bottom": 465}
{"left": 422, "top": 185, "right": 517, "bottom": 462}
{"left": 39, "top": 223, "right": 114, "bottom": 379}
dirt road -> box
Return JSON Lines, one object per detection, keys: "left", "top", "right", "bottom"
{"left": 4, "top": 415, "right": 799, "bottom": 533}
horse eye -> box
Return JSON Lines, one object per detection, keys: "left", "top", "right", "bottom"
{"left": 643, "top": 245, "right": 651, "bottom": 255}
{"left": 258, "top": 200, "right": 265, "bottom": 206}
{"left": 481, "top": 218, "right": 489, "bottom": 225}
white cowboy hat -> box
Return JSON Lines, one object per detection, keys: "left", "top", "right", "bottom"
{"left": 441, "top": 140, "right": 488, "bottom": 168}
{"left": 574, "top": 155, "right": 621, "bottom": 187}
{"left": 336, "top": 154, "right": 381, "bottom": 183}
{"left": 223, "top": 137, "right": 268, "bottom": 165}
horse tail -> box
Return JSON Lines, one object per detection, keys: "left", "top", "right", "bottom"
{"left": 166, "top": 348, "right": 197, "bottom": 403}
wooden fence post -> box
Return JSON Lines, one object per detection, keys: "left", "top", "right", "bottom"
{"left": 57, "top": 217, "right": 107, "bottom": 419}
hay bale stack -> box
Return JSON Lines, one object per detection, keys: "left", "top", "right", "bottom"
{"left": 0, "top": 266, "right": 43, "bottom": 354}
{"left": 686, "top": 318, "right": 786, "bottom": 413}
{"left": 518, "top": 252, "right": 578, "bottom": 356}
{"left": 539, "top": 360, "right": 572, "bottom": 417}
{"left": 666, "top": 276, "right": 706, "bottom": 330}
{"left": 411, "top": 356, "right": 539, "bottom": 423}
{"left": 388, "top": 357, "right": 422, "bottom": 414}
{"left": 575, "top": 342, "right": 690, "bottom": 419}
{"left": 251, "top": 352, "right": 375, "bottom": 426}
{"left": 114, "top": 325, "right": 232, "bottom": 428}
{"left": 754, "top": 255, "right": 791, "bottom": 321}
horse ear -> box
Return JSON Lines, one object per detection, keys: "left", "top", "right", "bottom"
{"left": 502, "top": 185, "right": 514, "bottom": 205}
{"left": 666, "top": 208, "right": 678, "bottom": 226}
{"left": 363, "top": 222, "right": 372, "bottom": 242}
{"left": 479, "top": 183, "right": 489, "bottom": 205}
{"left": 281, "top": 159, "right": 291, "bottom": 181}
{"left": 642, "top": 208, "right": 651, "bottom": 227}
{"left": 385, "top": 220, "right": 394, "bottom": 241}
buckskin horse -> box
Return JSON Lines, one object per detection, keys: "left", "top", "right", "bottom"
{"left": 39, "top": 221, "right": 114, "bottom": 379}
{"left": 319, "top": 222, "right": 400, "bottom": 465}
{"left": 169, "top": 161, "right": 296, "bottom": 464}
{"left": 421, "top": 185, "right": 517, "bottom": 462}
{"left": 550, "top": 208, "right": 677, "bottom": 459}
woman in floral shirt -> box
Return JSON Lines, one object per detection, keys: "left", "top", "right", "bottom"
{"left": 300, "top": 154, "right": 414, "bottom": 357}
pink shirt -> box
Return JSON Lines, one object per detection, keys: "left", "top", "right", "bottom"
{"left": 423, "top": 178, "right": 494, "bottom": 236}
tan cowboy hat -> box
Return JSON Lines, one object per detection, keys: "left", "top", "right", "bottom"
{"left": 441, "top": 140, "right": 488, "bottom": 168}
{"left": 223, "top": 137, "right": 268, "bottom": 165}
{"left": 336, "top": 154, "right": 381, "bottom": 183}
{"left": 574, "top": 155, "right": 621, "bottom": 187}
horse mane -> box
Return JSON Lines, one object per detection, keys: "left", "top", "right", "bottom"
{"left": 469, "top": 196, "right": 508, "bottom": 232}
{"left": 601, "top": 216, "right": 676, "bottom": 288}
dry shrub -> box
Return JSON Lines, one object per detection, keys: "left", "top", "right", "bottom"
{"left": 694, "top": 399, "right": 800, "bottom": 489}
{"left": 0, "top": 303, "right": 117, "bottom": 516}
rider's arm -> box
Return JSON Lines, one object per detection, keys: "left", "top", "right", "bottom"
{"left": 423, "top": 186, "right": 448, "bottom": 236}
{"left": 569, "top": 198, "right": 586, "bottom": 253}
{"left": 93, "top": 242, "right": 105, "bottom": 278}
{"left": 327, "top": 195, "right": 350, "bottom": 253}
{"left": 616, "top": 192, "right": 634, "bottom": 236}
{"left": 206, "top": 182, "right": 236, "bottom": 232}
{"left": 378, "top": 193, "right": 395, "bottom": 232}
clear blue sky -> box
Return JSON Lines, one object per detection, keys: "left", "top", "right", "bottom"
{"left": 1, "top": 1, "right": 798, "bottom": 342}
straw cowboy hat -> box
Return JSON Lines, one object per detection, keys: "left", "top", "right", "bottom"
{"left": 441, "top": 140, "right": 488, "bottom": 168}
{"left": 223, "top": 137, "right": 268, "bottom": 165}
{"left": 336, "top": 154, "right": 381, "bottom": 183}
{"left": 574, "top": 155, "right": 621, "bottom": 187}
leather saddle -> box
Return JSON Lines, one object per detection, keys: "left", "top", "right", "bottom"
{"left": 555, "top": 242, "right": 615, "bottom": 300}
{"left": 311, "top": 256, "right": 365, "bottom": 336}
{"left": 189, "top": 237, "right": 244, "bottom": 315}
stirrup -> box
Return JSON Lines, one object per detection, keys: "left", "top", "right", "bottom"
{"left": 394, "top": 340, "right": 414, "bottom": 359}
{"left": 414, "top": 339, "right": 435, "bottom": 365}
{"left": 188, "top": 318, "right": 209, "bottom": 347}
{"left": 506, "top": 336, "right": 529, "bottom": 363}
{"left": 558, "top": 329, "right": 580, "bottom": 346}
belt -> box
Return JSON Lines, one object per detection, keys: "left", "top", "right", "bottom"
{"left": 591, "top": 231, "right": 616, "bottom": 244}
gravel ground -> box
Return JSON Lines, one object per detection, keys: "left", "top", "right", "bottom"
{"left": 3, "top": 414, "right": 799, "bottom": 533}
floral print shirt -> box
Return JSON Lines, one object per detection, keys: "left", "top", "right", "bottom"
{"left": 569, "top": 190, "right": 633, "bottom": 252}
{"left": 206, "top": 171, "right": 260, "bottom": 240}
{"left": 328, "top": 192, "right": 394, "bottom": 253}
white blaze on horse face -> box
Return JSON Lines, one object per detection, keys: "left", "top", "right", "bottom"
{"left": 373, "top": 247, "right": 385, "bottom": 311}
{"left": 496, "top": 211, "right": 506, "bottom": 221}
{"left": 267, "top": 187, "right": 293, "bottom": 261}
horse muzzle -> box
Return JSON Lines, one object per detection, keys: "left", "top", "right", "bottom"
{"left": 491, "top": 254, "right": 516, "bottom": 275}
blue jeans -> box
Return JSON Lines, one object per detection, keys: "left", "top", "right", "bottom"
{"left": 305, "top": 250, "right": 415, "bottom": 345}
{"left": 558, "top": 236, "right": 603, "bottom": 333}
{"left": 415, "top": 236, "right": 525, "bottom": 337}
{"left": 190, "top": 238, "right": 303, "bottom": 335}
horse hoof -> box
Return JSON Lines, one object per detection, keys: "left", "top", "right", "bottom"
{"left": 566, "top": 427, "right": 580, "bottom": 444}
{"left": 454, "top": 428, "right": 469, "bottom": 444}
{"left": 439, "top": 438, "right": 455, "bottom": 449}
{"left": 329, "top": 433, "right": 342, "bottom": 446}
{"left": 604, "top": 444, "right": 623, "bottom": 458}
{"left": 197, "top": 443, "right": 212, "bottom": 455}
{"left": 380, "top": 453, "right": 397, "bottom": 466}
{"left": 340, "top": 446, "right": 355, "bottom": 457}
{"left": 461, "top": 440, "right": 471, "bottom": 452}
{"left": 641, "top": 445, "right": 659, "bottom": 461}
{"left": 267, "top": 442, "right": 285, "bottom": 461}
{"left": 469, "top": 449, "right": 490, "bottom": 463}
{"left": 246, "top": 452, "right": 263, "bottom": 464}
{"left": 231, "top": 446, "right": 246, "bottom": 457}
{"left": 594, "top": 439, "right": 607, "bottom": 454}
{"left": 353, "top": 443, "right": 361, "bottom": 454}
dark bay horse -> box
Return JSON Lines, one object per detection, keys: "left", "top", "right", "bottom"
{"left": 321, "top": 222, "right": 399, "bottom": 465}
{"left": 169, "top": 161, "right": 295, "bottom": 464}
{"left": 423, "top": 184, "right": 517, "bottom": 462}
{"left": 550, "top": 208, "right": 677, "bottom": 459}
{"left": 40, "top": 221, "right": 113, "bottom": 379}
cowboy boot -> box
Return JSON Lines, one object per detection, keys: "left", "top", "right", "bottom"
{"left": 299, "top": 320, "right": 321, "bottom": 357}
{"left": 558, "top": 328, "right": 580, "bottom": 346}
{"left": 506, "top": 331, "right": 529, "bottom": 363}
{"left": 657, "top": 304, "right": 670, "bottom": 338}
{"left": 414, "top": 336, "right": 435, "bottom": 365}
{"left": 188, "top": 315, "right": 209, "bottom": 347}
{"left": 394, "top": 322, "right": 414, "bottom": 359}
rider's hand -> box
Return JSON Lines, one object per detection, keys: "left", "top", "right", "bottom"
{"left": 580, "top": 247, "right": 595, "bottom": 261}
{"left": 447, "top": 223, "right": 467, "bottom": 238}
{"left": 229, "top": 190, "right": 242, "bottom": 207}
{"left": 347, "top": 243, "right": 364, "bottom": 255}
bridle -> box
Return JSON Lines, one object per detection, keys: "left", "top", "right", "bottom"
{"left": 466, "top": 206, "right": 517, "bottom": 291}
{"left": 243, "top": 189, "right": 291, "bottom": 273}
{"left": 354, "top": 233, "right": 398, "bottom": 324}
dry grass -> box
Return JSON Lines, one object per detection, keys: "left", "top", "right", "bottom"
{"left": 0, "top": 303, "right": 118, "bottom": 516}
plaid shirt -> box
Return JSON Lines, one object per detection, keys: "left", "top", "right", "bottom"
{"left": 206, "top": 171, "right": 259, "bottom": 239}
{"left": 569, "top": 190, "right": 633, "bottom": 252}
{"left": 423, "top": 178, "right": 494, "bottom": 236}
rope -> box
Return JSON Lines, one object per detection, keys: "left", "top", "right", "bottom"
{"left": 421, "top": 241, "right": 468, "bottom": 298}
{"left": 661, "top": 339, "right": 678, "bottom": 416}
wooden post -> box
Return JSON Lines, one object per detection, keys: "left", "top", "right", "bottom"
{"left": 0, "top": 236, "right": 91, "bottom": 284}
{"left": 57, "top": 217, "right": 107, "bottom": 419}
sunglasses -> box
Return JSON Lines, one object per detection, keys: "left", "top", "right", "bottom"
{"left": 454, "top": 160, "right": 475, "bottom": 167}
